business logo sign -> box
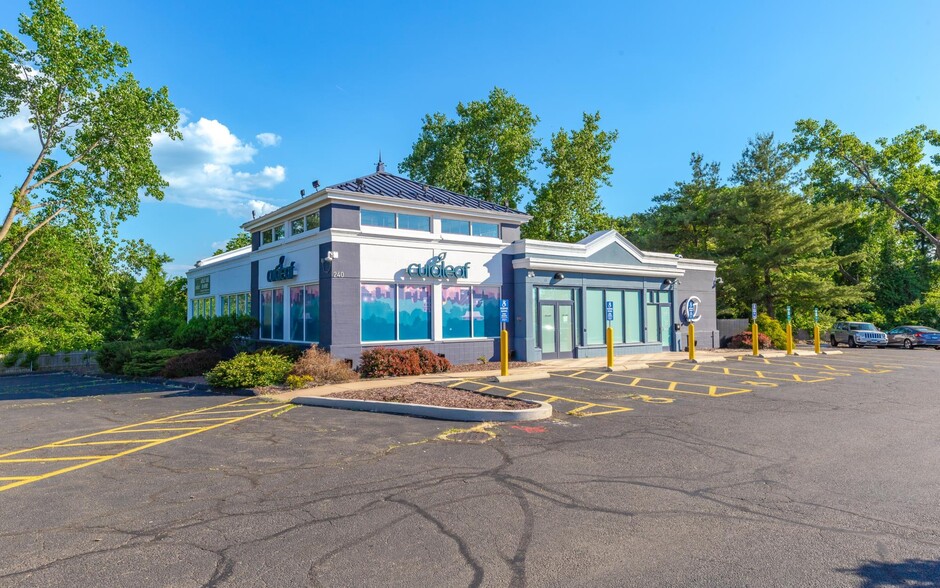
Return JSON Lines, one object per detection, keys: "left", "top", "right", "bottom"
{"left": 194, "top": 276, "right": 210, "bottom": 296}
{"left": 682, "top": 296, "right": 702, "bottom": 323}
{"left": 406, "top": 252, "right": 470, "bottom": 279}
{"left": 267, "top": 256, "right": 297, "bottom": 282}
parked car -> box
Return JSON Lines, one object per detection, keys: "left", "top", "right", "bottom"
{"left": 885, "top": 325, "right": 940, "bottom": 350}
{"left": 829, "top": 322, "right": 888, "bottom": 348}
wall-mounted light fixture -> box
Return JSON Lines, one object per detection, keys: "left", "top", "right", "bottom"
{"left": 713, "top": 276, "right": 724, "bottom": 287}
{"left": 553, "top": 272, "right": 565, "bottom": 281}
{"left": 526, "top": 270, "right": 535, "bottom": 278}
{"left": 325, "top": 251, "right": 339, "bottom": 261}
{"left": 312, "top": 180, "right": 320, "bottom": 190}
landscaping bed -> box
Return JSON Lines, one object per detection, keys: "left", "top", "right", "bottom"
{"left": 450, "top": 361, "right": 538, "bottom": 373}
{"left": 327, "top": 383, "right": 532, "bottom": 410}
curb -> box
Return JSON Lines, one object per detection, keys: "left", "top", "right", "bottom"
{"left": 821, "top": 350, "right": 843, "bottom": 355}
{"left": 757, "top": 351, "right": 788, "bottom": 358}
{"left": 291, "top": 395, "right": 552, "bottom": 422}
{"left": 686, "top": 356, "right": 727, "bottom": 364}
{"left": 493, "top": 372, "right": 551, "bottom": 383}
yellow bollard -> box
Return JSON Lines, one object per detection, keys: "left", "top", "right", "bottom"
{"left": 606, "top": 326, "right": 614, "bottom": 370}
{"left": 500, "top": 329, "right": 509, "bottom": 376}
{"left": 786, "top": 322, "right": 793, "bottom": 355}
{"left": 752, "top": 321, "right": 759, "bottom": 356}
{"left": 814, "top": 324, "right": 821, "bottom": 354}
{"left": 688, "top": 322, "right": 696, "bottom": 362}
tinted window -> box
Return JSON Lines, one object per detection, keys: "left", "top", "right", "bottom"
{"left": 398, "top": 213, "right": 430, "bottom": 232}
{"left": 361, "top": 210, "right": 396, "bottom": 228}
{"left": 441, "top": 219, "right": 470, "bottom": 235}
{"left": 471, "top": 222, "right": 499, "bottom": 238}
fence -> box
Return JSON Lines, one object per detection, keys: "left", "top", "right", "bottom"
{"left": 0, "top": 350, "right": 100, "bottom": 375}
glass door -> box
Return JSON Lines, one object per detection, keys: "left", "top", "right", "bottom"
{"left": 659, "top": 305, "right": 672, "bottom": 351}
{"left": 539, "top": 301, "right": 575, "bottom": 359}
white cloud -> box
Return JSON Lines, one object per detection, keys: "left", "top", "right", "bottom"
{"left": 0, "top": 106, "right": 40, "bottom": 157}
{"left": 151, "top": 117, "right": 286, "bottom": 218}
{"left": 256, "top": 132, "right": 281, "bottom": 147}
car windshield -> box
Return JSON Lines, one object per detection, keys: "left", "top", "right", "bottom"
{"left": 913, "top": 327, "right": 939, "bottom": 333}
{"left": 850, "top": 323, "right": 877, "bottom": 331}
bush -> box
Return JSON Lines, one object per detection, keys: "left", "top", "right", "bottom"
{"left": 97, "top": 340, "right": 167, "bottom": 374}
{"left": 893, "top": 291, "right": 940, "bottom": 329}
{"left": 205, "top": 350, "right": 293, "bottom": 388}
{"left": 411, "top": 347, "right": 452, "bottom": 374}
{"left": 756, "top": 313, "right": 787, "bottom": 349}
{"left": 290, "top": 347, "right": 357, "bottom": 385}
{"left": 253, "top": 343, "right": 306, "bottom": 362}
{"left": 159, "top": 349, "right": 225, "bottom": 378}
{"left": 286, "top": 374, "right": 314, "bottom": 390}
{"left": 729, "top": 330, "right": 773, "bottom": 349}
{"left": 359, "top": 347, "right": 452, "bottom": 378}
{"left": 122, "top": 348, "right": 195, "bottom": 377}
{"left": 172, "top": 315, "right": 259, "bottom": 351}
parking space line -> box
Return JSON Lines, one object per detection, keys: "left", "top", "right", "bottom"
{"left": 0, "top": 398, "right": 282, "bottom": 493}
{"left": 449, "top": 380, "right": 635, "bottom": 417}
{"left": 647, "top": 361, "right": 836, "bottom": 383}
{"left": 552, "top": 370, "right": 752, "bottom": 397}
{"left": 735, "top": 356, "right": 891, "bottom": 374}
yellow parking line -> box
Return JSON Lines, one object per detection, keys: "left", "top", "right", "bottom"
{"left": 555, "top": 370, "right": 751, "bottom": 397}
{"left": 646, "top": 361, "right": 838, "bottom": 383}
{"left": 0, "top": 476, "right": 35, "bottom": 481}
{"left": 455, "top": 381, "right": 634, "bottom": 417}
{"left": 0, "top": 398, "right": 281, "bottom": 493}
{"left": 116, "top": 427, "right": 205, "bottom": 432}
{"left": 54, "top": 439, "right": 167, "bottom": 446}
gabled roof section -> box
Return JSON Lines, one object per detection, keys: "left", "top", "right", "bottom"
{"left": 328, "top": 171, "right": 526, "bottom": 216}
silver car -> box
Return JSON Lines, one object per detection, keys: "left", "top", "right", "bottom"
{"left": 830, "top": 322, "right": 888, "bottom": 348}
{"left": 885, "top": 325, "right": 940, "bottom": 350}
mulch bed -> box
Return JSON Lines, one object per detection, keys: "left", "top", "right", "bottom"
{"left": 449, "top": 361, "right": 538, "bottom": 373}
{"left": 327, "top": 383, "right": 533, "bottom": 410}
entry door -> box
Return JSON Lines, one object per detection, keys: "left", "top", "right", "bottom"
{"left": 539, "top": 301, "right": 575, "bottom": 359}
{"left": 659, "top": 305, "right": 672, "bottom": 351}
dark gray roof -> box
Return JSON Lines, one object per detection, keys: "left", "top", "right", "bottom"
{"left": 327, "top": 171, "right": 526, "bottom": 215}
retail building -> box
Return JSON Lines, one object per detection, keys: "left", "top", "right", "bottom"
{"left": 187, "top": 162, "right": 719, "bottom": 365}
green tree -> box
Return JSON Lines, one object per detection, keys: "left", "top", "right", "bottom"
{"left": 213, "top": 231, "right": 251, "bottom": 256}
{"left": 399, "top": 87, "right": 539, "bottom": 208}
{"left": 719, "top": 134, "right": 867, "bottom": 316}
{"left": 523, "top": 112, "right": 619, "bottom": 242}
{"left": 0, "top": 0, "right": 180, "bottom": 310}
{"left": 792, "top": 119, "right": 940, "bottom": 256}
{"left": 637, "top": 153, "right": 726, "bottom": 259}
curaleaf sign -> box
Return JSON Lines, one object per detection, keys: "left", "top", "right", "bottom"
{"left": 406, "top": 252, "right": 470, "bottom": 279}
{"left": 267, "top": 256, "right": 297, "bottom": 282}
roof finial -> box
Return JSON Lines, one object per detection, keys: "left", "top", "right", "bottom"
{"left": 376, "top": 150, "right": 386, "bottom": 173}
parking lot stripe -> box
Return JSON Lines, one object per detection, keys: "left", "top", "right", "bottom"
{"left": 54, "top": 439, "right": 167, "bottom": 446}
{"left": 553, "top": 370, "right": 752, "bottom": 397}
{"left": 449, "top": 380, "right": 634, "bottom": 416}
{"left": 0, "top": 398, "right": 282, "bottom": 493}
{"left": 649, "top": 361, "right": 835, "bottom": 383}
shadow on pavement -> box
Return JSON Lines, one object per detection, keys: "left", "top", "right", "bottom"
{"left": 0, "top": 372, "right": 246, "bottom": 401}
{"left": 841, "top": 558, "right": 940, "bottom": 587}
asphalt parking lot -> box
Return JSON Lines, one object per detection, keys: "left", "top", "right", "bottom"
{"left": 1, "top": 349, "right": 939, "bottom": 587}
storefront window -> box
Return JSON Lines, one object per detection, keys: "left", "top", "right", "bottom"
{"left": 361, "top": 284, "right": 395, "bottom": 341}
{"left": 221, "top": 293, "right": 250, "bottom": 317}
{"left": 192, "top": 297, "right": 216, "bottom": 318}
{"left": 442, "top": 286, "right": 471, "bottom": 338}
{"left": 472, "top": 286, "right": 501, "bottom": 337}
{"left": 398, "top": 213, "right": 430, "bottom": 232}
{"left": 586, "top": 289, "right": 642, "bottom": 345}
{"left": 399, "top": 285, "right": 431, "bottom": 340}
{"left": 261, "top": 288, "right": 284, "bottom": 339}
{"left": 291, "top": 218, "right": 305, "bottom": 235}
{"left": 261, "top": 229, "right": 273, "bottom": 245}
{"left": 361, "top": 210, "right": 396, "bottom": 228}
{"left": 441, "top": 219, "right": 470, "bottom": 235}
{"left": 289, "top": 284, "right": 319, "bottom": 342}
{"left": 471, "top": 222, "right": 499, "bottom": 238}
{"left": 306, "top": 212, "right": 320, "bottom": 231}
{"left": 538, "top": 288, "right": 574, "bottom": 301}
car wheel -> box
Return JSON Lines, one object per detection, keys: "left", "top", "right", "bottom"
{"left": 830, "top": 336, "right": 838, "bottom": 347}
{"left": 903, "top": 339, "right": 914, "bottom": 350}
{"left": 934, "top": 346, "right": 940, "bottom": 350}
{"left": 877, "top": 345, "right": 885, "bottom": 349}
{"left": 848, "top": 337, "right": 857, "bottom": 348}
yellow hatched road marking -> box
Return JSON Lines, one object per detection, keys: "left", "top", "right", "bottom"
{"left": 554, "top": 370, "right": 751, "bottom": 397}
{"left": 795, "top": 355, "right": 926, "bottom": 368}
{"left": 0, "top": 398, "right": 282, "bottom": 493}
{"left": 54, "top": 439, "right": 167, "bottom": 446}
{"left": 736, "top": 356, "right": 888, "bottom": 375}
{"left": 450, "top": 380, "right": 633, "bottom": 417}
{"left": 651, "top": 360, "right": 837, "bottom": 382}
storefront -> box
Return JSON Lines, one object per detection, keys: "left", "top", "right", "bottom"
{"left": 187, "top": 164, "right": 719, "bottom": 365}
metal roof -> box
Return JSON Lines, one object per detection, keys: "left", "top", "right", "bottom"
{"left": 327, "top": 171, "right": 526, "bottom": 215}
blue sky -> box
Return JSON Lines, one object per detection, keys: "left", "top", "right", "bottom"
{"left": 2, "top": 0, "right": 938, "bottom": 274}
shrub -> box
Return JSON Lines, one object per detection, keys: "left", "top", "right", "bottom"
{"left": 159, "top": 349, "right": 225, "bottom": 378}
{"left": 286, "top": 374, "right": 314, "bottom": 390}
{"left": 290, "top": 347, "right": 357, "bottom": 385}
{"left": 123, "top": 348, "right": 195, "bottom": 377}
{"left": 97, "top": 340, "right": 167, "bottom": 374}
{"left": 253, "top": 343, "right": 306, "bottom": 362}
{"left": 205, "top": 350, "right": 293, "bottom": 388}
{"left": 893, "top": 291, "right": 940, "bottom": 329}
{"left": 756, "top": 313, "right": 787, "bottom": 349}
{"left": 729, "top": 330, "right": 773, "bottom": 350}
{"left": 359, "top": 347, "right": 451, "bottom": 378}
{"left": 411, "top": 347, "right": 452, "bottom": 374}
{"left": 172, "top": 315, "right": 259, "bottom": 351}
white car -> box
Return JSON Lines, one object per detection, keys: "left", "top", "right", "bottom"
{"left": 830, "top": 322, "right": 888, "bottom": 348}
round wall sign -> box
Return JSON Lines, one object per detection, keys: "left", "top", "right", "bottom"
{"left": 683, "top": 296, "right": 702, "bottom": 323}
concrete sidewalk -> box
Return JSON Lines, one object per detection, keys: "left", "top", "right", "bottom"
{"left": 271, "top": 348, "right": 746, "bottom": 403}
